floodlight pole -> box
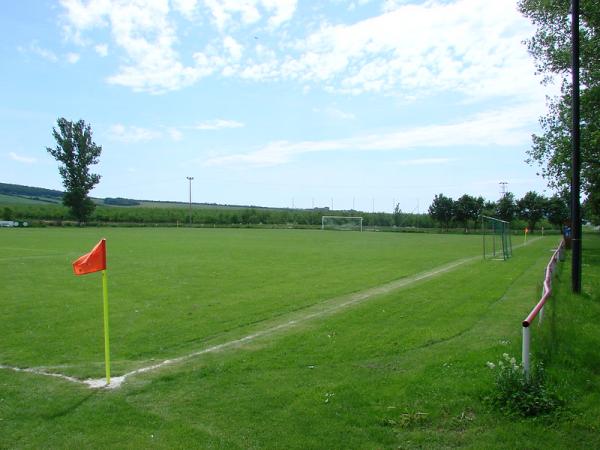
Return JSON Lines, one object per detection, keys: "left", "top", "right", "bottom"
{"left": 571, "top": 0, "right": 582, "bottom": 293}
{"left": 186, "top": 176, "right": 194, "bottom": 225}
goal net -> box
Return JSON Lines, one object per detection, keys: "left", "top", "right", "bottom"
{"left": 321, "top": 216, "right": 363, "bottom": 231}
{"left": 482, "top": 215, "right": 512, "bottom": 260}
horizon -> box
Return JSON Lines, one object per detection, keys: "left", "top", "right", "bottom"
{"left": 1, "top": 0, "right": 557, "bottom": 213}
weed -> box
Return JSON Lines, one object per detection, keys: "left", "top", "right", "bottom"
{"left": 486, "top": 353, "right": 562, "bottom": 417}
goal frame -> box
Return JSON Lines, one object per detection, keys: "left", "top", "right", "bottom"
{"left": 321, "top": 216, "right": 363, "bottom": 232}
{"left": 481, "top": 215, "right": 512, "bottom": 260}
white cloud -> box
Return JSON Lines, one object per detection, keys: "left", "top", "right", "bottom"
{"left": 315, "top": 107, "right": 356, "bottom": 120}
{"left": 261, "top": 0, "right": 297, "bottom": 29}
{"left": 264, "top": 0, "right": 542, "bottom": 100}
{"left": 19, "top": 41, "right": 58, "bottom": 62}
{"left": 223, "top": 36, "right": 243, "bottom": 60}
{"left": 108, "top": 124, "right": 162, "bottom": 143}
{"left": 94, "top": 43, "right": 108, "bottom": 56}
{"left": 204, "top": 102, "right": 541, "bottom": 167}
{"left": 61, "top": 0, "right": 205, "bottom": 93}
{"left": 58, "top": 0, "right": 297, "bottom": 92}
{"left": 66, "top": 52, "right": 80, "bottom": 63}
{"left": 166, "top": 127, "right": 183, "bottom": 141}
{"left": 193, "top": 119, "right": 244, "bottom": 130}
{"left": 58, "top": 0, "right": 542, "bottom": 101}
{"left": 9, "top": 152, "right": 37, "bottom": 164}
{"left": 203, "top": 0, "right": 296, "bottom": 30}
{"left": 172, "top": 0, "right": 198, "bottom": 19}
{"left": 395, "top": 157, "right": 454, "bottom": 166}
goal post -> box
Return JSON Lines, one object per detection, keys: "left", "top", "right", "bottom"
{"left": 482, "top": 215, "right": 512, "bottom": 260}
{"left": 321, "top": 216, "right": 363, "bottom": 232}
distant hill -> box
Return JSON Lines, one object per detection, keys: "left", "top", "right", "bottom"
{"left": 0, "top": 182, "right": 63, "bottom": 198}
{"left": 0, "top": 182, "right": 286, "bottom": 211}
{"left": 0, "top": 183, "right": 63, "bottom": 204}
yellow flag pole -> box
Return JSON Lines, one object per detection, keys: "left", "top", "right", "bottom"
{"left": 102, "top": 269, "right": 111, "bottom": 385}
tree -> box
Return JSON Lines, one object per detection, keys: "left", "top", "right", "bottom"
{"left": 393, "top": 203, "right": 402, "bottom": 227}
{"left": 517, "top": 191, "right": 547, "bottom": 232}
{"left": 453, "top": 194, "right": 480, "bottom": 232}
{"left": 2, "top": 207, "right": 13, "bottom": 221}
{"left": 545, "top": 194, "right": 570, "bottom": 228}
{"left": 428, "top": 193, "right": 454, "bottom": 230}
{"left": 518, "top": 0, "right": 600, "bottom": 224}
{"left": 496, "top": 193, "right": 517, "bottom": 223}
{"left": 46, "top": 118, "right": 102, "bottom": 223}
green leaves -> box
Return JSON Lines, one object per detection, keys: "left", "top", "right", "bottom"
{"left": 46, "top": 118, "right": 102, "bottom": 224}
{"left": 519, "top": 0, "right": 600, "bottom": 224}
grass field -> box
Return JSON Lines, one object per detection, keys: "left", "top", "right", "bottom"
{"left": 1, "top": 228, "right": 599, "bottom": 448}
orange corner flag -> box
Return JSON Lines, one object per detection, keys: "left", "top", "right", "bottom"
{"left": 73, "top": 239, "right": 106, "bottom": 275}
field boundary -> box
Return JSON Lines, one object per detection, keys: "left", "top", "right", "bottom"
{"left": 1, "top": 238, "right": 541, "bottom": 389}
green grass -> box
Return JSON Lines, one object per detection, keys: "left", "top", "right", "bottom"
{"left": 1, "top": 228, "right": 486, "bottom": 377}
{"left": 1, "top": 228, "right": 599, "bottom": 448}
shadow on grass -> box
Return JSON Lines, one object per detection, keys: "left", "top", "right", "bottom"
{"left": 41, "top": 390, "right": 98, "bottom": 419}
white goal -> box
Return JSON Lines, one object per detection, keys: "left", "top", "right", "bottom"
{"left": 321, "top": 216, "right": 363, "bottom": 232}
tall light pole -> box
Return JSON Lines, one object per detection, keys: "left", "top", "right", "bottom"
{"left": 186, "top": 176, "right": 194, "bottom": 225}
{"left": 571, "top": 0, "right": 582, "bottom": 292}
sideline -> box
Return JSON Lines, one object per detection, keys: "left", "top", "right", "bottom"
{"left": 1, "top": 238, "right": 542, "bottom": 389}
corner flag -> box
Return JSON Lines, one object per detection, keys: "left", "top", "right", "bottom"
{"left": 73, "top": 239, "right": 106, "bottom": 275}
{"left": 72, "top": 238, "right": 111, "bottom": 385}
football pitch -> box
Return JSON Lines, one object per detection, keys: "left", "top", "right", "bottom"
{"left": 2, "top": 228, "right": 599, "bottom": 448}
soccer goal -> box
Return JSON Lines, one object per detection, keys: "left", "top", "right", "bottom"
{"left": 482, "top": 215, "right": 512, "bottom": 260}
{"left": 321, "top": 216, "right": 363, "bottom": 232}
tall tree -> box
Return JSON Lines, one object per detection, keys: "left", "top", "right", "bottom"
{"left": 393, "top": 203, "right": 402, "bottom": 227}
{"left": 517, "top": 191, "right": 547, "bottom": 232}
{"left": 46, "top": 118, "right": 102, "bottom": 223}
{"left": 496, "top": 193, "right": 517, "bottom": 223}
{"left": 518, "top": 0, "right": 600, "bottom": 223}
{"left": 545, "top": 194, "right": 570, "bottom": 228}
{"left": 428, "top": 193, "right": 454, "bottom": 230}
{"left": 453, "top": 194, "right": 479, "bottom": 232}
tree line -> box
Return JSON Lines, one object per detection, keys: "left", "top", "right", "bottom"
{"left": 0, "top": 202, "right": 436, "bottom": 229}
{"left": 428, "top": 191, "right": 571, "bottom": 233}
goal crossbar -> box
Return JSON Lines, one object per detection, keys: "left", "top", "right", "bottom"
{"left": 321, "top": 216, "right": 363, "bottom": 232}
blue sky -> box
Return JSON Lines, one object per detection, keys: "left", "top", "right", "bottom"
{"left": 1, "top": 0, "right": 558, "bottom": 212}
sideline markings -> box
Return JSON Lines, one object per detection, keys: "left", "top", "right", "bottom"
{"left": 1, "top": 238, "right": 542, "bottom": 389}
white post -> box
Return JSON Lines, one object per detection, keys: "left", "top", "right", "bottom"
{"left": 538, "top": 306, "right": 544, "bottom": 325}
{"left": 321, "top": 216, "right": 325, "bottom": 230}
{"left": 522, "top": 326, "right": 531, "bottom": 379}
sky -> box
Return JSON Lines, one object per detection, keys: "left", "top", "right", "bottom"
{"left": 0, "top": 0, "right": 560, "bottom": 213}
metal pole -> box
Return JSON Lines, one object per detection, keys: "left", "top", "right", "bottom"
{"left": 571, "top": 0, "right": 582, "bottom": 293}
{"left": 482, "top": 216, "right": 486, "bottom": 259}
{"left": 522, "top": 326, "right": 531, "bottom": 379}
{"left": 186, "top": 176, "right": 194, "bottom": 225}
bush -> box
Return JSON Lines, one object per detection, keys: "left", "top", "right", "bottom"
{"left": 486, "top": 353, "right": 562, "bottom": 417}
